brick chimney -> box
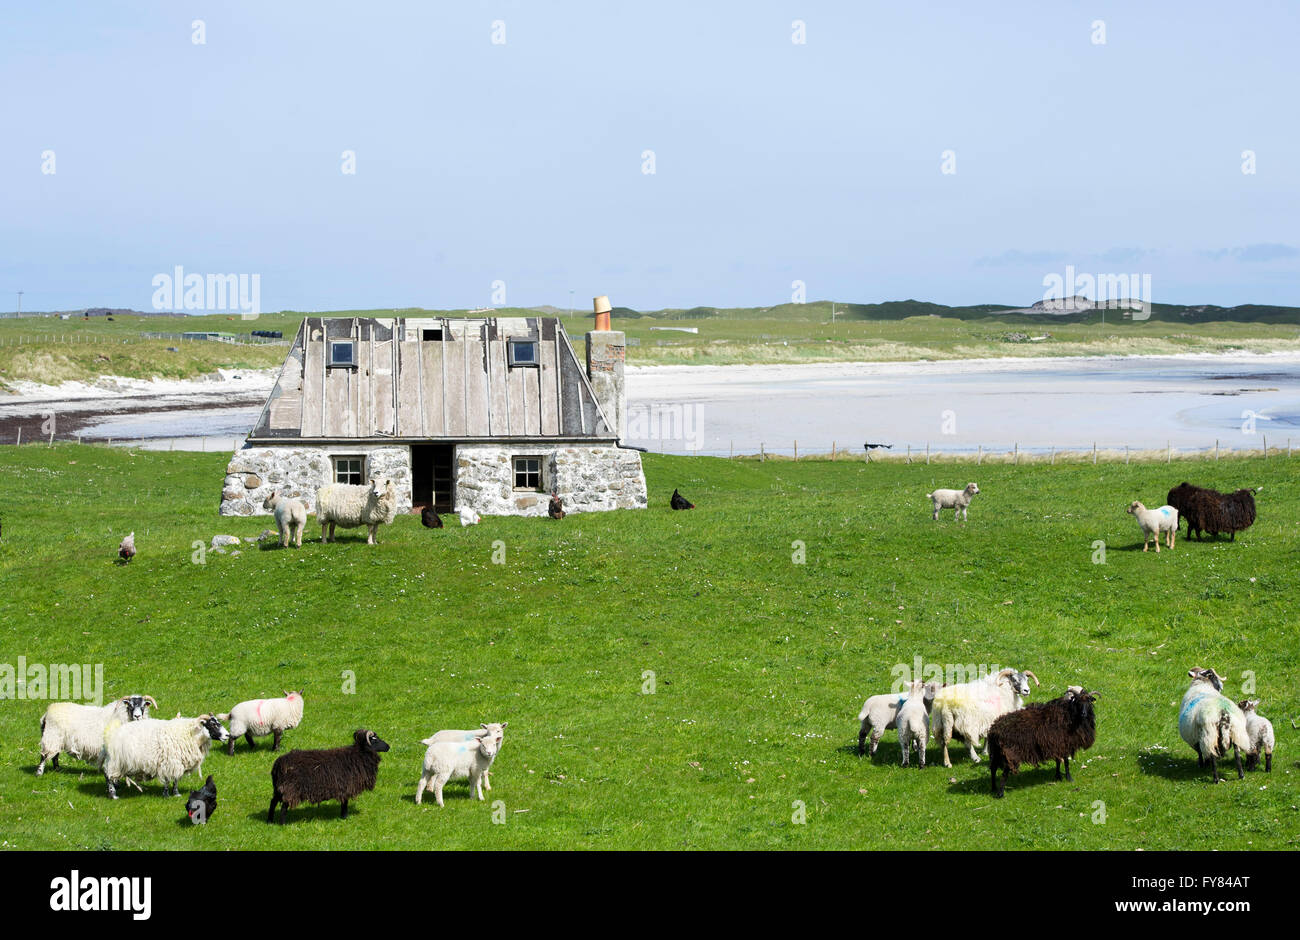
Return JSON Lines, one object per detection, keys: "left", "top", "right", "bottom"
{"left": 585, "top": 295, "right": 626, "bottom": 441}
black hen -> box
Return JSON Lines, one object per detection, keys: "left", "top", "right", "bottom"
{"left": 670, "top": 489, "right": 695, "bottom": 510}
{"left": 421, "top": 507, "right": 443, "bottom": 529}
{"left": 548, "top": 492, "right": 565, "bottom": 519}
{"left": 186, "top": 775, "right": 217, "bottom": 824}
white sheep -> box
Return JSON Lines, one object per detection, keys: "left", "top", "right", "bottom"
{"left": 262, "top": 491, "right": 307, "bottom": 548}
{"left": 101, "top": 714, "right": 230, "bottom": 797}
{"left": 219, "top": 690, "right": 304, "bottom": 755}
{"left": 1237, "top": 700, "right": 1274, "bottom": 773}
{"left": 857, "top": 680, "right": 941, "bottom": 756}
{"left": 316, "top": 478, "right": 398, "bottom": 544}
{"left": 1128, "top": 500, "right": 1178, "bottom": 552}
{"left": 897, "top": 679, "right": 930, "bottom": 768}
{"left": 425, "top": 722, "right": 507, "bottom": 791}
{"left": 415, "top": 729, "right": 501, "bottom": 806}
{"left": 36, "top": 694, "right": 156, "bottom": 775}
{"left": 1179, "top": 667, "right": 1249, "bottom": 782}
{"left": 926, "top": 483, "right": 980, "bottom": 522}
{"left": 930, "top": 668, "right": 1039, "bottom": 767}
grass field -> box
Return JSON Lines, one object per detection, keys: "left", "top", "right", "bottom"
{"left": 0, "top": 446, "right": 1296, "bottom": 850}
{"left": 3, "top": 306, "right": 1299, "bottom": 389}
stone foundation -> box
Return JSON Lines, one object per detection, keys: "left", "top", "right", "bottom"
{"left": 454, "top": 443, "right": 648, "bottom": 516}
{"left": 219, "top": 442, "right": 647, "bottom": 517}
{"left": 219, "top": 445, "right": 412, "bottom": 516}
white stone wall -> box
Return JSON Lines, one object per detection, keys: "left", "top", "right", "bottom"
{"left": 220, "top": 445, "right": 412, "bottom": 516}
{"left": 454, "top": 443, "right": 648, "bottom": 516}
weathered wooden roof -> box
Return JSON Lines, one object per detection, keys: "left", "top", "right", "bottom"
{"left": 247, "top": 316, "right": 615, "bottom": 442}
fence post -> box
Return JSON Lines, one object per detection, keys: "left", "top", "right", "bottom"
{"left": 831, "top": 441, "right": 836, "bottom": 461}
{"left": 977, "top": 444, "right": 982, "bottom": 466}
{"left": 1050, "top": 446, "right": 1055, "bottom": 465}
{"left": 760, "top": 442, "right": 765, "bottom": 462}
{"left": 1125, "top": 445, "right": 1129, "bottom": 465}
{"left": 925, "top": 442, "right": 930, "bottom": 465}
{"left": 1014, "top": 442, "right": 1019, "bottom": 465}
{"left": 15, "top": 427, "right": 21, "bottom": 445}
{"left": 1167, "top": 441, "right": 1171, "bottom": 463}
{"left": 1215, "top": 439, "right": 1219, "bottom": 461}
{"left": 1262, "top": 434, "right": 1267, "bottom": 458}
{"left": 729, "top": 440, "right": 733, "bottom": 460}
{"left": 907, "top": 444, "right": 911, "bottom": 464}
{"left": 794, "top": 440, "right": 798, "bottom": 461}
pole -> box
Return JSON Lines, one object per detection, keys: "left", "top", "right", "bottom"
{"left": 977, "top": 444, "right": 982, "bottom": 466}
{"left": 1215, "top": 439, "right": 1219, "bottom": 461}
{"left": 907, "top": 444, "right": 911, "bottom": 464}
{"left": 831, "top": 441, "right": 836, "bottom": 461}
{"left": 15, "top": 427, "right": 20, "bottom": 445}
{"left": 926, "top": 442, "right": 930, "bottom": 465}
{"left": 1050, "top": 446, "right": 1055, "bottom": 465}
{"left": 1262, "top": 434, "right": 1267, "bottom": 458}
{"left": 794, "top": 440, "right": 798, "bottom": 461}
{"left": 1014, "top": 442, "right": 1019, "bottom": 465}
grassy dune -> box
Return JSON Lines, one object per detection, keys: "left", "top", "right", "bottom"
{"left": 0, "top": 447, "right": 1295, "bottom": 850}
{"left": 2, "top": 306, "right": 1298, "bottom": 389}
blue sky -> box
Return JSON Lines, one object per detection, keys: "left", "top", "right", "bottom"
{"left": 2, "top": 1, "right": 1297, "bottom": 313}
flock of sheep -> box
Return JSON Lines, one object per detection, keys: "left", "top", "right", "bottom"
{"left": 856, "top": 666, "right": 1275, "bottom": 795}
{"left": 36, "top": 689, "right": 509, "bottom": 823}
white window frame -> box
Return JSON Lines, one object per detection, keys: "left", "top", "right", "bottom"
{"left": 333, "top": 455, "right": 366, "bottom": 485}
{"left": 512, "top": 456, "right": 543, "bottom": 492}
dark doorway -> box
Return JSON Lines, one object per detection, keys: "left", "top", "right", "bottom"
{"left": 410, "top": 445, "right": 454, "bottom": 513}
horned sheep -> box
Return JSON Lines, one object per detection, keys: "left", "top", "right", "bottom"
{"left": 1167, "top": 482, "right": 1257, "bottom": 542}
{"left": 930, "top": 668, "right": 1039, "bottom": 768}
{"left": 36, "top": 694, "right": 156, "bottom": 775}
{"left": 987, "top": 687, "right": 1099, "bottom": 797}
{"left": 269, "top": 728, "right": 389, "bottom": 822}
{"left": 101, "top": 713, "right": 230, "bottom": 798}
{"left": 316, "top": 478, "right": 398, "bottom": 545}
{"left": 1179, "top": 667, "right": 1249, "bottom": 783}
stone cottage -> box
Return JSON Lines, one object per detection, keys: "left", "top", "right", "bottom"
{"left": 219, "top": 308, "right": 647, "bottom": 517}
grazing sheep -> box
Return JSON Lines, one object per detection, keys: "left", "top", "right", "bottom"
{"left": 416, "top": 731, "right": 502, "bottom": 806}
{"left": 262, "top": 491, "right": 307, "bottom": 548}
{"left": 219, "top": 690, "right": 304, "bottom": 755}
{"left": 118, "top": 531, "right": 135, "bottom": 562}
{"left": 987, "top": 688, "right": 1099, "bottom": 797}
{"left": 268, "top": 728, "right": 389, "bottom": 822}
{"left": 458, "top": 506, "right": 481, "bottom": 526}
{"left": 897, "top": 679, "right": 930, "bottom": 768}
{"left": 1237, "top": 700, "right": 1274, "bottom": 772}
{"left": 101, "top": 714, "right": 230, "bottom": 798}
{"left": 425, "top": 722, "right": 507, "bottom": 791}
{"left": 925, "top": 483, "right": 979, "bottom": 522}
{"left": 1127, "top": 501, "right": 1178, "bottom": 552}
{"left": 1179, "top": 667, "right": 1249, "bottom": 783}
{"left": 37, "top": 694, "right": 156, "bottom": 775}
{"left": 316, "top": 478, "right": 398, "bottom": 545}
{"left": 857, "top": 681, "right": 942, "bottom": 756}
{"left": 548, "top": 492, "right": 565, "bottom": 519}
{"left": 930, "top": 668, "right": 1039, "bottom": 767}
{"left": 670, "top": 488, "right": 695, "bottom": 510}
{"left": 1166, "top": 482, "right": 1257, "bottom": 542}
{"left": 421, "top": 506, "right": 443, "bottom": 529}
{"left": 186, "top": 775, "right": 217, "bottom": 824}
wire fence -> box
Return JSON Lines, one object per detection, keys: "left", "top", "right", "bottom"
{"left": 0, "top": 332, "right": 288, "bottom": 347}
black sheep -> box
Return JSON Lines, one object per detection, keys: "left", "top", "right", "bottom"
{"left": 670, "top": 488, "right": 694, "bottom": 510}
{"left": 1166, "top": 482, "right": 1257, "bottom": 541}
{"left": 186, "top": 775, "right": 217, "bottom": 824}
{"left": 421, "top": 506, "right": 443, "bottom": 529}
{"left": 987, "top": 688, "right": 1098, "bottom": 798}
{"left": 268, "top": 729, "right": 389, "bottom": 823}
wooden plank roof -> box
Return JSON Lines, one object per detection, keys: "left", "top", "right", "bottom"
{"left": 247, "top": 316, "right": 615, "bottom": 442}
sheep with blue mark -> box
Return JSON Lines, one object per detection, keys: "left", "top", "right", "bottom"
{"left": 425, "top": 722, "right": 507, "bottom": 791}
{"left": 857, "top": 680, "right": 941, "bottom": 757}
{"left": 1179, "top": 667, "right": 1249, "bottom": 783}
{"left": 1128, "top": 500, "right": 1178, "bottom": 552}
{"left": 415, "top": 726, "right": 502, "bottom": 807}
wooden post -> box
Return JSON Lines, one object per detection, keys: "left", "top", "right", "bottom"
{"left": 1262, "top": 434, "right": 1267, "bottom": 458}
{"left": 1050, "top": 446, "right": 1055, "bottom": 465}
{"left": 77, "top": 434, "right": 82, "bottom": 445}
{"left": 925, "top": 442, "right": 930, "bottom": 465}
{"left": 15, "top": 427, "right": 21, "bottom": 445}
{"left": 1167, "top": 441, "right": 1171, "bottom": 463}
{"left": 760, "top": 442, "right": 765, "bottom": 462}
{"left": 1014, "top": 442, "right": 1019, "bottom": 465}
{"left": 907, "top": 444, "right": 911, "bottom": 464}
{"left": 831, "top": 441, "right": 836, "bottom": 461}
{"left": 1215, "top": 439, "right": 1219, "bottom": 461}
{"left": 977, "top": 444, "right": 982, "bottom": 466}
{"left": 794, "top": 440, "right": 798, "bottom": 461}
{"left": 729, "top": 440, "right": 733, "bottom": 460}
{"left": 1125, "top": 445, "right": 1129, "bottom": 465}
{"left": 1093, "top": 442, "right": 1097, "bottom": 465}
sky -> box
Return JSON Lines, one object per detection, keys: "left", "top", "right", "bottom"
{"left": 2, "top": 0, "right": 1298, "bottom": 314}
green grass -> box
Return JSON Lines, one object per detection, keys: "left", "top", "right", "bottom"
{"left": 0, "top": 446, "right": 1296, "bottom": 850}
{"left": 3, "top": 305, "right": 1299, "bottom": 388}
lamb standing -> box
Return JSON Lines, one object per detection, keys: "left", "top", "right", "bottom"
{"left": 425, "top": 722, "right": 507, "bottom": 791}
{"left": 416, "top": 729, "right": 502, "bottom": 806}
{"left": 262, "top": 491, "right": 307, "bottom": 548}
{"left": 857, "top": 680, "right": 941, "bottom": 756}
{"left": 220, "top": 690, "right": 304, "bottom": 754}
{"left": 1127, "top": 500, "right": 1178, "bottom": 552}
{"left": 316, "top": 478, "right": 397, "bottom": 545}
{"left": 926, "top": 483, "right": 979, "bottom": 522}
{"left": 1237, "top": 699, "right": 1274, "bottom": 772}
{"left": 1179, "top": 667, "right": 1249, "bottom": 783}
{"left": 896, "top": 679, "right": 930, "bottom": 768}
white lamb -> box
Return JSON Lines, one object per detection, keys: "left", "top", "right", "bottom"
{"left": 316, "top": 477, "right": 398, "bottom": 545}
{"left": 263, "top": 491, "right": 307, "bottom": 548}
{"left": 930, "top": 668, "right": 1038, "bottom": 767}
{"left": 1128, "top": 500, "right": 1177, "bottom": 552}
{"left": 897, "top": 679, "right": 930, "bottom": 768}
{"left": 219, "top": 690, "right": 304, "bottom": 755}
{"left": 36, "top": 694, "right": 156, "bottom": 775}
{"left": 415, "top": 729, "right": 501, "bottom": 807}
{"left": 101, "top": 714, "right": 230, "bottom": 797}
{"left": 425, "top": 722, "right": 507, "bottom": 791}
{"left": 926, "top": 483, "right": 980, "bottom": 522}
{"left": 1237, "top": 699, "right": 1275, "bottom": 773}
{"left": 857, "top": 680, "right": 941, "bottom": 756}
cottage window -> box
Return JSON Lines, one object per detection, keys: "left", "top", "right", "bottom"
{"left": 422, "top": 329, "right": 442, "bottom": 342}
{"left": 508, "top": 340, "right": 538, "bottom": 367}
{"left": 334, "top": 456, "right": 365, "bottom": 485}
{"left": 513, "top": 456, "right": 543, "bottom": 491}
{"left": 329, "top": 340, "right": 356, "bottom": 368}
